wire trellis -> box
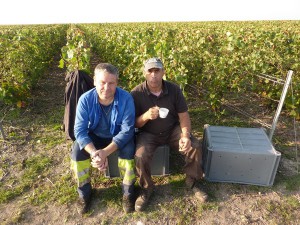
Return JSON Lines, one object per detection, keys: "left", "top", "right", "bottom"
{"left": 290, "top": 80, "right": 299, "bottom": 173}
{"left": 188, "top": 70, "right": 298, "bottom": 174}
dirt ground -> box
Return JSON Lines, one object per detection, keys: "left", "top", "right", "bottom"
{"left": 0, "top": 60, "right": 300, "bottom": 225}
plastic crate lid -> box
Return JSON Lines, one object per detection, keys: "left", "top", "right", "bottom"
{"left": 205, "top": 125, "right": 276, "bottom": 154}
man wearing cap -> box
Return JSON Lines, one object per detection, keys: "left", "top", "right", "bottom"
{"left": 130, "top": 57, "right": 208, "bottom": 212}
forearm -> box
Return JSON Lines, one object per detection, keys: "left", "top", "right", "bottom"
{"left": 102, "top": 141, "right": 118, "bottom": 156}
{"left": 84, "top": 142, "right": 97, "bottom": 155}
{"left": 135, "top": 106, "right": 159, "bottom": 128}
{"left": 86, "top": 141, "right": 118, "bottom": 161}
{"left": 135, "top": 112, "right": 149, "bottom": 128}
{"left": 178, "top": 112, "right": 192, "bottom": 138}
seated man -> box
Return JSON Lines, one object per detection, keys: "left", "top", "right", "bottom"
{"left": 131, "top": 57, "right": 208, "bottom": 212}
{"left": 71, "top": 63, "right": 136, "bottom": 214}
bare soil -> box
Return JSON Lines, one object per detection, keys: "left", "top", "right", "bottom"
{"left": 0, "top": 60, "right": 299, "bottom": 225}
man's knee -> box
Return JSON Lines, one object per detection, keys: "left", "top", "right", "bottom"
{"left": 71, "top": 141, "right": 90, "bottom": 161}
{"left": 135, "top": 145, "right": 147, "bottom": 158}
{"left": 118, "top": 139, "right": 135, "bottom": 160}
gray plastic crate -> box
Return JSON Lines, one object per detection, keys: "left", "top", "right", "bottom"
{"left": 105, "top": 145, "right": 169, "bottom": 178}
{"left": 202, "top": 124, "right": 281, "bottom": 186}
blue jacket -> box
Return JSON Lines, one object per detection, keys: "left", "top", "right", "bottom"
{"left": 74, "top": 87, "right": 135, "bottom": 150}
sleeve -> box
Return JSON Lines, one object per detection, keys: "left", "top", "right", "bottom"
{"left": 112, "top": 95, "right": 135, "bottom": 149}
{"left": 74, "top": 95, "right": 92, "bottom": 150}
{"left": 130, "top": 90, "right": 141, "bottom": 118}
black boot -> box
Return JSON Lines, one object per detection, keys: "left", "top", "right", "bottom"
{"left": 186, "top": 177, "right": 208, "bottom": 203}
{"left": 77, "top": 195, "right": 92, "bottom": 214}
{"left": 135, "top": 187, "right": 153, "bottom": 212}
{"left": 122, "top": 194, "right": 135, "bottom": 213}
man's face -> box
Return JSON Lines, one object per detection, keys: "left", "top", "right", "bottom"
{"left": 144, "top": 68, "right": 165, "bottom": 90}
{"left": 94, "top": 71, "right": 118, "bottom": 101}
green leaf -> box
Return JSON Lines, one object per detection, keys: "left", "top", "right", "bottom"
{"left": 58, "top": 59, "right": 64, "bottom": 68}
{"left": 67, "top": 49, "right": 74, "bottom": 59}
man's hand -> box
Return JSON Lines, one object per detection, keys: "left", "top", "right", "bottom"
{"left": 145, "top": 106, "right": 160, "bottom": 120}
{"left": 91, "top": 150, "right": 108, "bottom": 171}
{"left": 179, "top": 136, "right": 191, "bottom": 153}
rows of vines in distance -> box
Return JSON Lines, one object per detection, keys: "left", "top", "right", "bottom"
{"left": 79, "top": 21, "right": 300, "bottom": 117}
{"left": 0, "top": 24, "right": 68, "bottom": 106}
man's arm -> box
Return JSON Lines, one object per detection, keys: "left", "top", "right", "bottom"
{"left": 91, "top": 142, "right": 118, "bottom": 159}
{"left": 178, "top": 111, "right": 192, "bottom": 152}
{"left": 178, "top": 111, "right": 192, "bottom": 137}
{"left": 135, "top": 106, "right": 159, "bottom": 128}
{"left": 74, "top": 95, "right": 94, "bottom": 150}
{"left": 84, "top": 142, "right": 97, "bottom": 155}
{"left": 112, "top": 94, "right": 135, "bottom": 149}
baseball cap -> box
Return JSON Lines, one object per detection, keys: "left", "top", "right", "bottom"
{"left": 144, "top": 57, "right": 164, "bottom": 71}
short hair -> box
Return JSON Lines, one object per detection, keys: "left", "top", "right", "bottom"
{"left": 94, "top": 63, "right": 119, "bottom": 79}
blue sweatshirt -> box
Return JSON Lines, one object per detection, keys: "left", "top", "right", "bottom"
{"left": 74, "top": 87, "right": 135, "bottom": 150}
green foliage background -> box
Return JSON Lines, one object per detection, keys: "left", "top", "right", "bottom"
{"left": 0, "top": 21, "right": 299, "bottom": 116}
{"left": 0, "top": 24, "right": 67, "bottom": 104}
{"left": 80, "top": 21, "right": 300, "bottom": 116}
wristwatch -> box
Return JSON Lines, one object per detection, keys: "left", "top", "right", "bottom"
{"left": 181, "top": 132, "right": 191, "bottom": 139}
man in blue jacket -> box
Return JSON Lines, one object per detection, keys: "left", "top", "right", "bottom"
{"left": 71, "top": 63, "right": 136, "bottom": 214}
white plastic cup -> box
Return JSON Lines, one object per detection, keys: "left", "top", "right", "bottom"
{"left": 159, "top": 108, "right": 169, "bottom": 118}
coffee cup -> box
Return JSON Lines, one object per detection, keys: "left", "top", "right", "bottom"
{"left": 159, "top": 108, "right": 169, "bottom": 118}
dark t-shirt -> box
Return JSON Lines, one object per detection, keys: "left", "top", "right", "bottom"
{"left": 131, "top": 80, "right": 188, "bottom": 134}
